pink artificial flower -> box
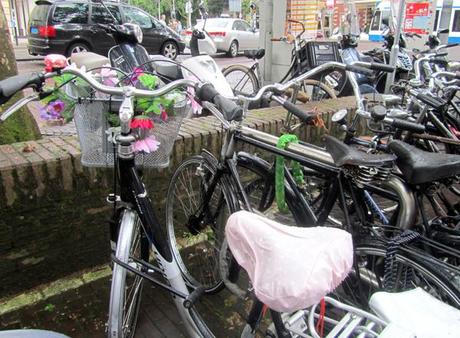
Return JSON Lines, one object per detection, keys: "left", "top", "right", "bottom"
{"left": 130, "top": 67, "right": 144, "bottom": 84}
{"left": 100, "top": 65, "right": 119, "bottom": 86}
{"left": 133, "top": 135, "right": 161, "bottom": 153}
{"left": 160, "top": 110, "right": 168, "bottom": 121}
{"left": 131, "top": 117, "right": 154, "bottom": 129}
{"left": 187, "top": 88, "right": 202, "bottom": 115}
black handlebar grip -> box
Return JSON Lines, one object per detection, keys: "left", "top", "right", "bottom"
{"left": 196, "top": 83, "right": 243, "bottom": 121}
{"left": 391, "top": 118, "right": 426, "bottom": 134}
{"left": 369, "top": 62, "right": 395, "bottom": 73}
{"left": 416, "top": 93, "right": 446, "bottom": 110}
{"left": 345, "top": 64, "right": 374, "bottom": 76}
{"left": 183, "top": 286, "right": 206, "bottom": 309}
{"left": 0, "top": 73, "right": 43, "bottom": 105}
{"left": 447, "top": 43, "right": 459, "bottom": 48}
{"left": 196, "top": 83, "right": 219, "bottom": 102}
{"left": 213, "top": 95, "right": 244, "bottom": 121}
{"left": 280, "top": 98, "right": 316, "bottom": 123}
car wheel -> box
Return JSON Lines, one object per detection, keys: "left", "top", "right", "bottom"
{"left": 67, "top": 42, "right": 90, "bottom": 56}
{"left": 227, "top": 40, "right": 238, "bottom": 57}
{"left": 161, "top": 41, "right": 178, "bottom": 60}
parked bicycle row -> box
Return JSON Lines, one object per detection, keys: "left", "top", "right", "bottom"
{"left": 1, "top": 5, "right": 460, "bottom": 338}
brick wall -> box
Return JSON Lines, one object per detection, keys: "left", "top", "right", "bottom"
{"left": 0, "top": 97, "right": 356, "bottom": 298}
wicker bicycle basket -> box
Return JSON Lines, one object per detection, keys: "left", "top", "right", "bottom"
{"left": 74, "top": 99, "right": 190, "bottom": 168}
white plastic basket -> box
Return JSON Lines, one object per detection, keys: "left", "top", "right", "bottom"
{"left": 74, "top": 100, "right": 190, "bottom": 168}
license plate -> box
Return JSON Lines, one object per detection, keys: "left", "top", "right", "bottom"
{"left": 30, "top": 27, "right": 38, "bottom": 34}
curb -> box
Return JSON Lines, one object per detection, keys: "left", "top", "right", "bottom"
{"left": 0, "top": 264, "right": 111, "bottom": 316}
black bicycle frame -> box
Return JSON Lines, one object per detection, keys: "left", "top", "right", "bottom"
{"left": 117, "top": 157, "right": 173, "bottom": 262}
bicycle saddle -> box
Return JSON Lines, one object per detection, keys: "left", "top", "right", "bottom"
{"left": 325, "top": 136, "right": 396, "bottom": 167}
{"left": 149, "top": 55, "right": 182, "bottom": 80}
{"left": 225, "top": 210, "right": 352, "bottom": 312}
{"left": 388, "top": 141, "right": 460, "bottom": 185}
{"left": 0, "top": 330, "right": 70, "bottom": 338}
{"left": 243, "top": 49, "right": 265, "bottom": 60}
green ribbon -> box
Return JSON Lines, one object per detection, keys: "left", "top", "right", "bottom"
{"left": 275, "top": 134, "right": 305, "bottom": 213}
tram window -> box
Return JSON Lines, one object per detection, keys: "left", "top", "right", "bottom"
{"left": 453, "top": 10, "right": 460, "bottom": 32}
{"left": 434, "top": 9, "right": 440, "bottom": 31}
{"left": 381, "top": 11, "right": 390, "bottom": 28}
{"left": 371, "top": 10, "right": 381, "bottom": 30}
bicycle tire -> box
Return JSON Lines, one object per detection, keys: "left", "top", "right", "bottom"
{"left": 107, "top": 209, "right": 149, "bottom": 338}
{"left": 340, "top": 237, "right": 460, "bottom": 309}
{"left": 297, "top": 79, "right": 337, "bottom": 102}
{"left": 166, "top": 155, "right": 238, "bottom": 293}
{"left": 222, "top": 64, "right": 260, "bottom": 96}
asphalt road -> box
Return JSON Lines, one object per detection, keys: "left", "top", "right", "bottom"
{"left": 16, "top": 52, "right": 255, "bottom": 74}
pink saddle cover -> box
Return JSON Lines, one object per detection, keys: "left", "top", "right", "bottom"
{"left": 226, "top": 211, "right": 353, "bottom": 312}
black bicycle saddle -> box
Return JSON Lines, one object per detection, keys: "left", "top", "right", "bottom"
{"left": 325, "top": 136, "right": 396, "bottom": 167}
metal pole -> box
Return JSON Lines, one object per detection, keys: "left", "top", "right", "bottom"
{"left": 158, "top": 0, "right": 161, "bottom": 19}
{"left": 384, "top": 0, "right": 405, "bottom": 93}
{"left": 438, "top": 0, "right": 453, "bottom": 44}
{"left": 260, "top": 0, "right": 273, "bottom": 85}
{"left": 186, "top": 0, "right": 192, "bottom": 29}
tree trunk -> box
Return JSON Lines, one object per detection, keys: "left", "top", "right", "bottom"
{"left": 0, "top": 2, "right": 40, "bottom": 144}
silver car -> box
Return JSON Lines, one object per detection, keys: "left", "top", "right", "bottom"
{"left": 184, "top": 18, "right": 259, "bottom": 57}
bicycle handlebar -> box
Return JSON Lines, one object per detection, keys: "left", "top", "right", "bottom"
{"left": 196, "top": 83, "right": 243, "bottom": 121}
{"left": 0, "top": 72, "right": 45, "bottom": 104}
{"left": 271, "top": 95, "right": 316, "bottom": 123}
{"left": 0, "top": 68, "right": 197, "bottom": 123}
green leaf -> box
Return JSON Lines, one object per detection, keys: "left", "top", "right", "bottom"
{"left": 145, "top": 103, "right": 161, "bottom": 114}
{"left": 106, "top": 113, "right": 120, "bottom": 127}
{"left": 138, "top": 74, "right": 159, "bottom": 90}
{"left": 44, "top": 303, "right": 55, "bottom": 312}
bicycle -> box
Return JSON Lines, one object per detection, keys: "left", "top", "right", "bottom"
{"left": 166, "top": 60, "right": 460, "bottom": 311}
{"left": 222, "top": 19, "right": 338, "bottom": 102}
{"left": 0, "top": 61, "right": 387, "bottom": 338}
{"left": 2, "top": 58, "right": 460, "bottom": 336}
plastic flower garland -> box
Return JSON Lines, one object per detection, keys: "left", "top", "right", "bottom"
{"left": 39, "top": 64, "right": 185, "bottom": 154}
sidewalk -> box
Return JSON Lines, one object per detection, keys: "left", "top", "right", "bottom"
{"left": 13, "top": 37, "right": 43, "bottom": 61}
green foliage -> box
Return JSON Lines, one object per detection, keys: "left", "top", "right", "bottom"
{"left": 129, "top": 0, "right": 253, "bottom": 25}
{"left": 44, "top": 303, "right": 55, "bottom": 312}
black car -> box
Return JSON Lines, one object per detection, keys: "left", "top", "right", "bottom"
{"left": 28, "top": 0, "right": 185, "bottom": 59}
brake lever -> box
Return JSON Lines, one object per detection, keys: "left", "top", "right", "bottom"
{"left": 0, "top": 94, "right": 40, "bottom": 123}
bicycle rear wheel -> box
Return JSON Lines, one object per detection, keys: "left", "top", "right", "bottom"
{"left": 222, "top": 64, "right": 259, "bottom": 96}
{"left": 107, "top": 209, "right": 149, "bottom": 338}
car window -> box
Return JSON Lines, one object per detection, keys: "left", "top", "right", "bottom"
{"left": 30, "top": 4, "right": 50, "bottom": 24}
{"left": 232, "top": 21, "right": 243, "bottom": 31}
{"left": 122, "top": 7, "right": 152, "bottom": 29}
{"left": 91, "top": 5, "right": 121, "bottom": 24}
{"left": 240, "top": 21, "right": 252, "bottom": 32}
{"left": 52, "top": 3, "right": 89, "bottom": 24}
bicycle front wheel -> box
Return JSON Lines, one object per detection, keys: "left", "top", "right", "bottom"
{"left": 107, "top": 210, "right": 149, "bottom": 338}
{"left": 166, "top": 155, "right": 236, "bottom": 293}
